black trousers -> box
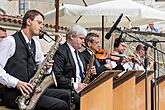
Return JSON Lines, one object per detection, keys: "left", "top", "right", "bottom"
{"left": 51, "top": 88, "right": 80, "bottom": 110}
{"left": 3, "top": 88, "right": 70, "bottom": 110}
{"left": 0, "top": 84, "right": 4, "bottom": 105}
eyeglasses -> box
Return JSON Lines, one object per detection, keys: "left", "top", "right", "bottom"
{"left": 33, "top": 19, "right": 44, "bottom": 26}
{"left": 121, "top": 43, "right": 127, "bottom": 48}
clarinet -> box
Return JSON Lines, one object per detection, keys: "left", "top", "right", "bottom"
{"left": 70, "top": 77, "right": 75, "bottom": 110}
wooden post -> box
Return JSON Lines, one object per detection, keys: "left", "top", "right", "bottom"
{"left": 55, "top": 0, "right": 59, "bottom": 32}
{"left": 102, "top": 16, "right": 104, "bottom": 49}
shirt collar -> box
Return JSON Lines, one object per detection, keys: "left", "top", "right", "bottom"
{"left": 67, "top": 42, "right": 76, "bottom": 53}
{"left": 21, "top": 30, "right": 31, "bottom": 44}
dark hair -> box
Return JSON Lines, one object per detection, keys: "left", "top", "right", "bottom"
{"left": 114, "top": 37, "right": 124, "bottom": 48}
{"left": 85, "top": 32, "right": 99, "bottom": 47}
{"left": 21, "top": 10, "right": 44, "bottom": 29}
{"left": 0, "top": 27, "right": 6, "bottom": 32}
{"left": 136, "top": 44, "right": 144, "bottom": 51}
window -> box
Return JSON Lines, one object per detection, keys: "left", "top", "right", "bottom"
{"left": 19, "top": 0, "right": 28, "bottom": 15}
{"left": 155, "top": 0, "right": 165, "bottom": 1}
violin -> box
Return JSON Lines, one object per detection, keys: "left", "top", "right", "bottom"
{"left": 96, "top": 48, "right": 144, "bottom": 65}
{"left": 95, "top": 49, "right": 122, "bottom": 62}
{"left": 95, "top": 49, "right": 109, "bottom": 61}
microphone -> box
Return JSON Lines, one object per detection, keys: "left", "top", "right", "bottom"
{"left": 150, "top": 38, "right": 159, "bottom": 47}
{"left": 39, "top": 30, "right": 56, "bottom": 42}
{"left": 105, "top": 13, "right": 123, "bottom": 39}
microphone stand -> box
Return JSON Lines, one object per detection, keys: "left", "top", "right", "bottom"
{"left": 115, "top": 27, "right": 165, "bottom": 110}
{"left": 125, "top": 38, "right": 165, "bottom": 110}
{"left": 149, "top": 38, "right": 165, "bottom": 110}
{"left": 151, "top": 38, "right": 158, "bottom": 110}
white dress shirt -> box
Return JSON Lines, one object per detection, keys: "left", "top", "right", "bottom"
{"left": 111, "top": 61, "right": 144, "bottom": 77}
{"left": 67, "top": 43, "right": 84, "bottom": 92}
{"left": 0, "top": 30, "right": 44, "bottom": 88}
{"left": 67, "top": 43, "right": 84, "bottom": 83}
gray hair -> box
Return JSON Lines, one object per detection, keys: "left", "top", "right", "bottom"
{"left": 66, "top": 25, "right": 87, "bottom": 39}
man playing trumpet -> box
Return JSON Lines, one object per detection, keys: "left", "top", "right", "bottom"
{"left": 128, "top": 44, "right": 145, "bottom": 70}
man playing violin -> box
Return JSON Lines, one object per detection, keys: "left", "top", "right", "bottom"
{"left": 82, "top": 32, "right": 112, "bottom": 76}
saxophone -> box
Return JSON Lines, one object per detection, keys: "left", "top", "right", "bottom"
{"left": 83, "top": 45, "right": 95, "bottom": 84}
{"left": 16, "top": 30, "right": 62, "bottom": 110}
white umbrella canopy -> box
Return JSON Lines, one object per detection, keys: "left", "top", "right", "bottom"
{"left": 44, "top": 4, "right": 85, "bottom": 17}
{"left": 84, "top": 0, "right": 165, "bottom": 25}
{"left": 44, "top": 0, "right": 165, "bottom": 28}
{"left": 60, "top": 0, "right": 110, "bottom": 6}
{"left": 44, "top": 4, "right": 129, "bottom": 28}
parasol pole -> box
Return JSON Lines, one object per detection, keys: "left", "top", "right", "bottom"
{"left": 55, "top": 0, "right": 59, "bottom": 33}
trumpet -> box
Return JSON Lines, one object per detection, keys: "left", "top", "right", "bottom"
{"left": 127, "top": 44, "right": 164, "bottom": 66}
{"left": 128, "top": 53, "right": 144, "bottom": 66}
{"left": 147, "top": 54, "right": 164, "bottom": 66}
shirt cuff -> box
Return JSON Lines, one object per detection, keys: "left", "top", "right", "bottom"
{"left": 8, "top": 76, "right": 19, "bottom": 88}
{"left": 74, "top": 82, "right": 83, "bottom": 93}
{"left": 74, "top": 82, "right": 78, "bottom": 90}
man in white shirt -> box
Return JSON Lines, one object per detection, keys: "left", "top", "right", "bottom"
{"left": 110, "top": 37, "right": 128, "bottom": 70}
{"left": 0, "top": 26, "right": 7, "bottom": 105}
{"left": 0, "top": 10, "right": 69, "bottom": 110}
{"left": 129, "top": 44, "right": 145, "bottom": 70}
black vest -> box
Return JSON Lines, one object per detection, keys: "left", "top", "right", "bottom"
{"left": 4, "top": 31, "right": 36, "bottom": 82}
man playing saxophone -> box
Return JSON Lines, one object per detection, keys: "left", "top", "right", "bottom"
{"left": 82, "top": 32, "right": 112, "bottom": 79}
{"left": 0, "top": 10, "right": 70, "bottom": 110}
{"left": 52, "top": 25, "right": 96, "bottom": 110}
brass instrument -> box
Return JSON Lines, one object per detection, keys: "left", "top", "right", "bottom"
{"left": 147, "top": 54, "right": 164, "bottom": 66}
{"left": 129, "top": 53, "right": 144, "bottom": 66}
{"left": 16, "top": 30, "right": 62, "bottom": 110}
{"left": 82, "top": 45, "right": 95, "bottom": 84}
{"left": 128, "top": 44, "right": 164, "bottom": 70}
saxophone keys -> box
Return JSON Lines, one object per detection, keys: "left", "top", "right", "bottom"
{"left": 40, "top": 70, "right": 44, "bottom": 74}
{"left": 35, "top": 86, "right": 42, "bottom": 93}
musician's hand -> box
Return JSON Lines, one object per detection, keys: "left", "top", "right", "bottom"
{"left": 90, "top": 66, "right": 96, "bottom": 75}
{"left": 16, "top": 81, "right": 33, "bottom": 96}
{"left": 104, "top": 63, "right": 112, "bottom": 70}
{"left": 122, "top": 56, "right": 131, "bottom": 64}
{"left": 78, "top": 83, "right": 87, "bottom": 89}
{"left": 75, "top": 83, "right": 87, "bottom": 93}
{"left": 46, "top": 60, "right": 54, "bottom": 69}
